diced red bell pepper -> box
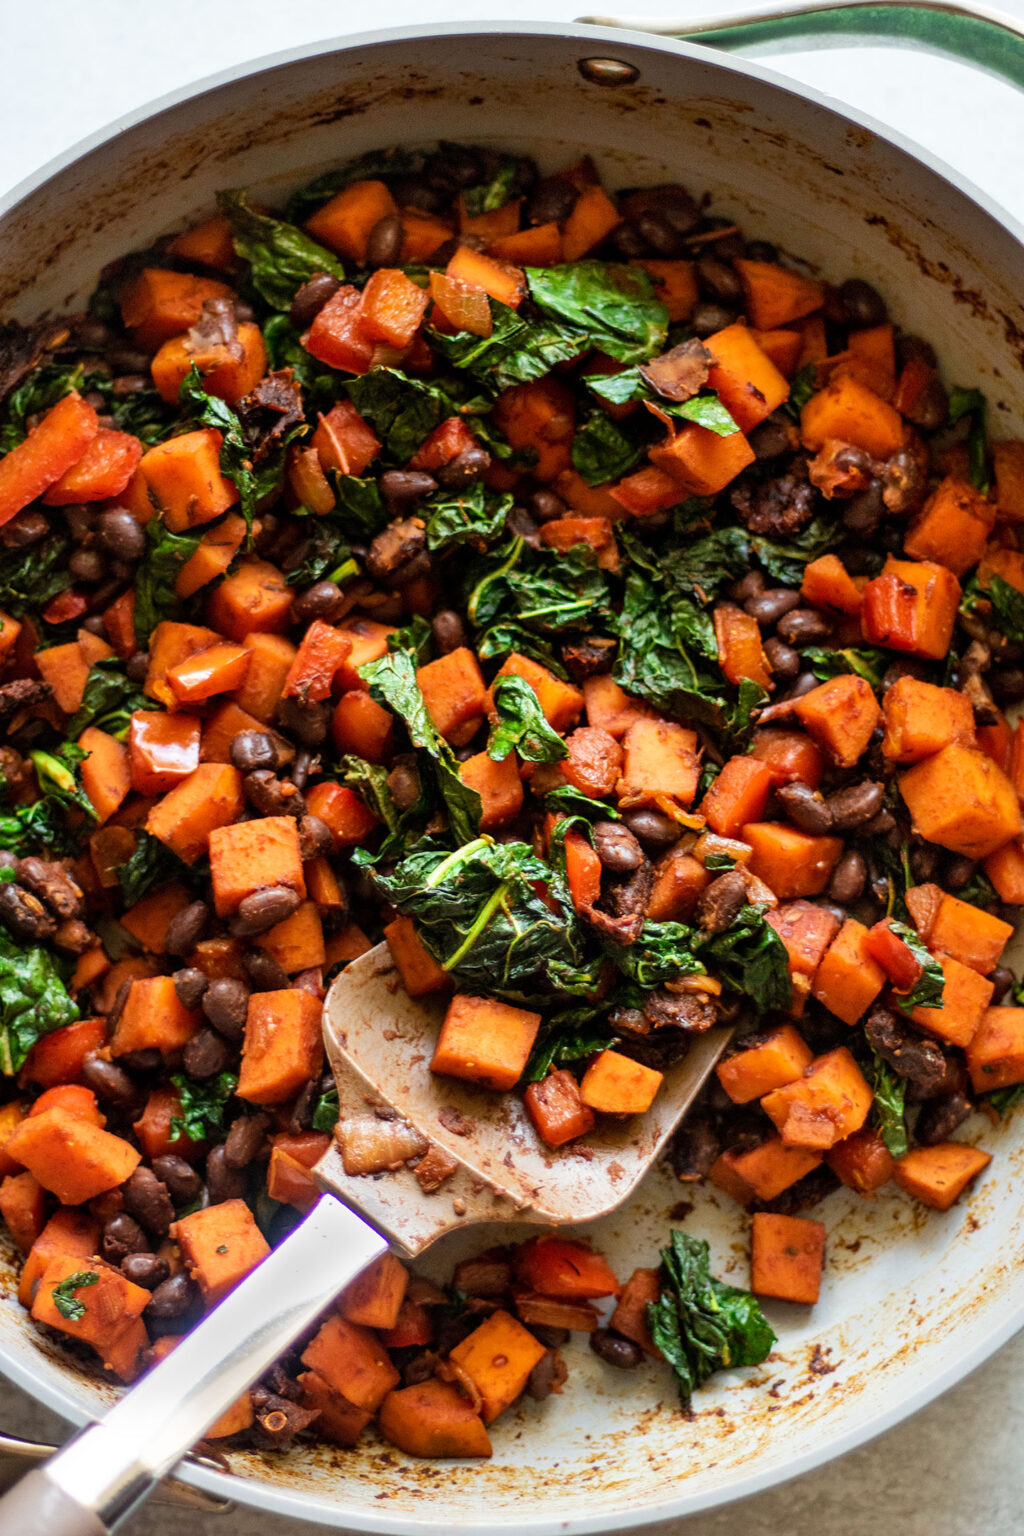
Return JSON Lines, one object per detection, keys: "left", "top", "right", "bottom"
{"left": 20, "top": 1017, "right": 106, "bottom": 1088}
{"left": 311, "top": 401, "right": 381, "bottom": 478}
{"left": 513, "top": 1237, "right": 620, "bottom": 1299}
{"left": 42, "top": 590, "right": 88, "bottom": 626}
{"left": 0, "top": 392, "right": 99, "bottom": 525}
{"left": 563, "top": 829, "right": 601, "bottom": 910}
{"left": 283, "top": 621, "right": 353, "bottom": 704}
{"left": 42, "top": 429, "right": 143, "bottom": 505}
{"left": 864, "top": 919, "right": 923, "bottom": 993}
{"left": 128, "top": 711, "right": 201, "bottom": 795}
{"left": 409, "top": 416, "right": 479, "bottom": 471}
{"left": 304, "top": 782, "right": 379, "bottom": 847}
{"left": 303, "top": 286, "right": 375, "bottom": 374}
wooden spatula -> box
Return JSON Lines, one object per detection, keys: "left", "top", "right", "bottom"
{"left": 0, "top": 943, "right": 730, "bottom": 1536}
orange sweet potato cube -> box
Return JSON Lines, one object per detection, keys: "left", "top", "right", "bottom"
{"left": 910, "top": 953, "right": 993, "bottom": 1048}
{"left": 581, "top": 674, "right": 650, "bottom": 739}
{"left": 579, "top": 1049, "right": 663, "bottom": 1115}
{"left": 111, "top": 975, "right": 200, "bottom": 1057}
{"left": 145, "top": 762, "right": 245, "bottom": 864}
{"left": 761, "top": 1046, "right": 873, "bottom": 1149}
{"left": 5, "top": 1108, "right": 140, "bottom": 1205}
{"left": 431, "top": 995, "right": 541, "bottom": 1092}
{"left": 491, "top": 654, "right": 583, "bottom": 733}
{"left": 175, "top": 1198, "right": 270, "bottom": 1305}
{"left": 32, "top": 1255, "right": 150, "bottom": 1369}
{"left": 459, "top": 750, "right": 524, "bottom": 831}
{"left": 297, "top": 1370, "right": 373, "bottom": 1448}
{"left": 742, "top": 822, "right": 843, "bottom": 899}
{"left": 301, "top": 1314, "right": 400, "bottom": 1412}
{"left": 985, "top": 837, "right": 1024, "bottom": 903}
{"left": 750, "top": 1213, "right": 825, "bottom": 1304}
{"left": 208, "top": 815, "right": 306, "bottom": 917}
{"left": 139, "top": 429, "right": 238, "bottom": 533}
{"left": 448, "top": 1309, "right": 547, "bottom": 1423}
{"left": 208, "top": 559, "right": 293, "bottom": 642}
{"left": 254, "top": 901, "right": 326, "bottom": 974}
{"left": 892, "top": 1143, "right": 991, "bottom": 1210}
{"left": 306, "top": 180, "right": 399, "bottom": 263}
{"left": 417, "top": 646, "right": 489, "bottom": 745}
{"left": 709, "top": 1138, "right": 822, "bottom": 1203}
{"left": 861, "top": 556, "right": 961, "bottom": 661}
{"left": 826, "top": 1127, "right": 894, "bottom": 1196}
{"left": 931, "top": 894, "right": 1013, "bottom": 977}
{"left": 716, "top": 1025, "right": 813, "bottom": 1104}
{"left": 120, "top": 883, "right": 191, "bottom": 954}
{"left": 881, "top": 675, "right": 976, "bottom": 763}
{"left": 18, "top": 1208, "right": 99, "bottom": 1308}
{"left": 617, "top": 717, "right": 700, "bottom": 810}
{"left": 793, "top": 674, "right": 880, "bottom": 768}
{"left": 700, "top": 754, "right": 773, "bottom": 840}
{"left": 646, "top": 847, "right": 711, "bottom": 922}
{"left": 649, "top": 422, "right": 755, "bottom": 495}
{"left": 899, "top": 743, "right": 1022, "bottom": 859}
{"left": 811, "top": 918, "right": 887, "bottom": 1024}
{"left": 903, "top": 475, "right": 995, "bottom": 576}
{"left": 384, "top": 915, "right": 450, "bottom": 997}
{"left": 237, "top": 988, "right": 324, "bottom": 1105}
{"left": 234, "top": 632, "right": 296, "bottom": 722}
{"left": 378, "top": 1378, "right": 492, "bottom": 1459}
{"left": 966, "top": 1006, "right": 1024, "bottom": 1091}
{"left": 338, "top": 1252, "right": 409, "bottom": 1331}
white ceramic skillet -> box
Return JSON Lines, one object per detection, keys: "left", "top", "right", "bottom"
{"left": 3, "top": 5, "right": 1024, "bottom": 1530}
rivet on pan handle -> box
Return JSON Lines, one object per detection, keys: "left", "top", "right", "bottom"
{"left": 577, "top": 57, "right": 642, "bottom": 85}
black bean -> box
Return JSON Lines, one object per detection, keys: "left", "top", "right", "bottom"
{"left": 289, "top": 272, "right": 341, "bottom": 330}
{"left": 231, "top": 885, "right": 302, "bottom": 938}
{"left": 506, "top": 505, "right": 541, "bottom": 548}
{"left": 378, "top": 470, "right": 438, "bottom": 507}
{"left": 743, "top": 238, "right": 776, "bottom": 261}
{"left": 202, "top": 978, "right": 251, "bottom": 1040}
{"left": 228, "top": 731, "right": 277, "bottom": 776}
{"left": 291, "top": 580, "right": 345, "bottom": 626}
{"left": 827, "top": 849, "right": 867, "bottom": 905}
{"left": 165, "top": 900, "right": 210, "bottom": 958}
{"left": 990, "top": 666, "right": 1024, "bottom": 705}
{"left": 915, "top": 1092, "right": 972, "bottom": 1145}
{"left": 611, "top": 223, "right": 649, "bottom": 259}
{"left": 435, "top": 446, "right": 490, "bottom": 490}
{"left": 297, "top": 815, "right": 333, "bottom": 860}
{"left": 206, "top": 1145, "right": 247, "bottom": 1205}
{"left": 696, "top": 869, "right": 749, "bottom": 935}
{"left": 431, "top": 609, "right": 467, "bottom": 655}
{"left": 592, "top": 821, "right": 644, "bottom": 873}
{"left": 287, "top": 1079, "right": 318, "bottom": 1135}
{"left": 908, "top": 378, "right": 948, "bottom": 432}
{"left": 528, "top": 178, "right": 579, "bottom": 226}
{"left": 909, "top": 842, "right": 940, "bottom": 883}
{"left": 81, "top": 1052, "right": 137, "bottom": 1108}
{"left": 96, "top": 508, "right": 145, "bottom": 563}
{"left": 825, "top": 780, "right": 884, "bottom": 832}
{"left": 776, "top": 782, "right": 835, "bottom": 835}
{"left": 79, "top": 615, "right": 107, "bottom": 639}
{"left": 862, "top": 810, "right": 896, "bottom": 839}
{"left": 69, "top": 547, "right": 105, "bottom": 584}
{"left": 621, "top": 808, "right": 681, "bottom": 850}
{"left": 777, "top": 608, "right": 831, "bottom": 646}
{"left": 0, "top": 509, "right": 50, "bottom": 548}
{"left": 990, "top": 965, "right": 1014, "bottom": 1004}
{"left": 104, "top": 980, "right": 132, "bottom": 1040}
{"left": 527, "top": 489, "right": 566, "bottom": 524}
{"left": 126, "top": 651, "right": 149, "bottom": 684}
{"left": 731, "top": 570, "right": 766, "bottom": 604}
{"left": 147, "top": 1272, "right": 195, "bottom": 1320}
{"left": 276, "top": 696, "right": 331, "bottom": 747}
{"left": 692, "top": 302, "right": 736, "bottom": 337}
{"left": 110, "top": 373, "right": 149, "bottom": 396}
{"left": 101, "top": 1213, "right": 149, "bottom": 1265}
{"left": 365, "top": 213, "right": 404, "bottom": 268}
{"left": 173, "top": 967, "right": 208, "bottom": 1011}
{"left": 696, "top": 254, "right": 742, "bottom": 304}
{"left": 748, "top": 413, "right": 793, "bottom": 461}
{"left": 151, "top": 1155, "right": 201, "bottom": 1205}
{"left": 121, "top": 1253, "right": 170, "bottom": 1290}
{"left": 590, "top": 1330, "right": 642, "bottom": 1369}
{"left": 525, "top": 1350, "right": 560, "bottom": 1402}
{"left": 243, "top": 769, "right": 306, "bottom": 818}
{"left": 839, "top": 277, "right": 888, "bottom": 328}
{"left": 386, "top": 762, "right": 421, "bottom": 812}
{"left": 744, "top": 588, "right": 800, "bottom": 626}
{"left": 944, "top": 855, "right": 977, "bottom": 891}
{"left": 0, "top": 883, "right": 55, "bottom": 943}
{"left": 183, "top": 1026, "right": 231, "bottom": 1080}
{"left": 123, "top": 1166, "right": 174, "bottom": 1236}
{"left": 224, "top": 1112, "right": 270, "bottom": 1170}
{"left": 243, "top": 949, "right": 291, "bottom": 992}
{"left": 763, "top": 637, "right": 800, "bottom": 681}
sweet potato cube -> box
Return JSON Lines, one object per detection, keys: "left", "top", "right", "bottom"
{"left": 0, "top": 1171, "right": 47, "bottom": 1253}
{"left": 861, "top": 556, "right": 961, "bottom": 660}
{"left": 78, "top": 727, "right": 131, "bottom": 824}
{"left": 734, "top": 259, "right": 823, "bottom": 329}
{"left": 139, "top": 429, "right": 238, "bottom": 532}
{"left": 893, "top": 1143, "right": 991, "bottom": 1210}
{"left": 826, "top": 1127, "right": 893, "bottom": 1195}
{"left": 166, "top": 641, "right": 251, "bottom": 705}
{"left": 793, "top": 674, "right": 880, "bottom": 768}
{"left": 378, "top": 1379, "right": 492, "bottom": 1458}
{"left": 800, "top": 553, "right": 862, "bottom": 615}
{"left": 335, "top": 617, "right": 396, "bottom": 692}
{"left": 580, "top": 1049, "right": 663, "bottom": 1115}
{"left": 338, "top": 1252, "right": 409, "bottom": 1330}
{"left": 254, "top": 901, "right": 326, "bottom": 974}
{"left": 881, "top": 675, "right": 976, "bottom": 763}
{"left": 306, "top": 180, "right": 398, "bottom": 262}
{"left": 966, "top": 1006, "right": 1024, "bottom": 1091}
{"left": 448, "top": 1308, "right": 547, "bottom": 1423}
{"left": 716, "top": 1025, "right": 813, "bottom": 1104}
{"left": 704, "top": 323, "right": 790, "bottom": 433}
{"left": 811, "top": 918, "right": 887, "bottom": 1024}
{"left": 618, "top": 717, "right": 699, "bottom": 810}
{"left": 714, "top": 603, "right": 772, "bottom": 691}
{"left": 701, "top": 755, "right": 773, "bottom": 839}
{"left": 120, "top": 268, "right": 233, "bottom": 349}
{"left": 899, "top": 743, "right": 1022, "bottom": 859}
{"left": 120, "top": 882, "right": 192, "bottom": 954}
{"left": 524, "top": 1068, "right": 595, "bottom": 1147}
{"left": 609, "top": 1267, "right": 662, "bottom": 1357}
{"left": 384, "top": 915, "right": 449, "bottom": 997}
{"left": 931, "top": 894, "right": 1013, "bottom": 977}
{"left": 431, "top": 995, "right": 541, "bottom": 1092}
{"left": 283, "top": 620, "right": 352, "bottom": 704}
{"left": 761, "top": 1046, "right": 873, "bottom": 1149}
{"left": 6, "top": 1108, "right": 140, "bottom": 1204}
{"left": 582, "top": 674, "right": 650, "bottom": 739}
{"left": 904, "top": 474, "right": 995, "bottom": 576}
{"left": 198, "top": 701, "right": 266, "bottom": 765}
{"left": 144, "top": 620, "right": 220, "bottom": 708}
{"left": 204, "top": 1391, "right": 255, "bottom": 1440}
{"left": 208, "top": 559, "right": 293, "bottom": 642}
{"left": 750, "top": 1213, "right": 825, "bottom": 1304}
{"left": 766, "top": 900, "right": 840, "bottom": 978}
{"left": 304, "top": 781, "right": 378, "bottom": 847}
{"left": 0, "top": 392, "right": 99, "bottom": 526}
{"left": 111, "top": 975, "right": 200, "bottom": 1057}
{"left": 417, "top": 646, "right": 489, "bottom": 745}
{"left": 800, "top": 375, "right": 903, "bottom": 460}
{"left": 32, "top": 1255, "right": 150, "bottom": 1361}
{"left": 742, "top": 822, "right": 843, "bottom": 899}
{"left": 985, "top": 837, "right": 1024, "bottom": 902}
{"left": 646, "top": 847, "right": 711, "bottom": 922}
{"left": 297, "top": 1370, "right": 372, "bottom": 1448}
{"left": 709, "top": 1138, "right": 822, "bottom": 1203}
{"left": 209, "top": 815, "right": 305, "bottom": 917}
{"left": 237, "top": 988, "right": 324, "bottom": 1105}
{"left": 649, "top": 422, "right": 755, "bottom": 496}
{"left": 145, "top": 762, "right": 245, "bottom": 864}
{"left": 234, "top": 632, "right": 296, "bottom": 721}
{"left": 18, "top": 1208, "right": 99, "bottom": 1308}
{"left": 459, "top": 750, "right": 523, "bottom": 831}
{"left": 301, "top": 1314, "right": 400, "bottom": 1412}
{"left": 910, "top": 953, "right": 993, "bottom": 1048}
{"left": 750, "top": 727, "right": 824, "bottom": 788}
{"left": 331, "top": 690, "right": 395, "bottom": 763}
{"left": 175, "top": 1198, "right": 270, "bottom": 1306}
{"left": 491, "top": 654, "right": 583, "bottom": 734}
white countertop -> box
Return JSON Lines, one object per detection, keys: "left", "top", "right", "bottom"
{"left": 3, "top": 3, "right": 1024, "bottom": 1532}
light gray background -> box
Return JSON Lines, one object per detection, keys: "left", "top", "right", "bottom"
{"left": 3, "top": 2, "right": 1024, "bottom": 1532}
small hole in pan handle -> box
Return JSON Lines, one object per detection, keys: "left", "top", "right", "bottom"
{"left": 577, "top": 57, "right": 642, "bottom": 85}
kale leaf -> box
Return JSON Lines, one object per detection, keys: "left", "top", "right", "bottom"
{"left": 868, "top": 1054, "right": 909, "bottom": 1157}
{"left": 217, "top": 189, "right": 346, "bottom": 311}
{"left": 331, "top": 473, "right": 389, "bottom": 539}
{"left": 169, "top": 1071, "right": 238, "bottom": 1142}
{"left": 476, "top": 621, "right": 566, "bottom": 676}
{"left": 609, "top": 921, "right": 706, "bottom": 991}
{"left": 281, "top": 509, "right": 356, "bottom": 590}
{"left": 800, "top": 645, "right": 889, "bottom": 690}
{"left": 337, "top": 755, "right": 401, "bottom": 836}
{"left": 0, "top": 926, "right": 79, "bottom": 1075}
{"left": 545, "top": 784, "right": 621, "bottom": 820}
{"left": 966, "top": 571, "right": 1024, "bottom": 644}
{"left": 51, "top": 1270, "right": 99, "bottom": 1322}
{"left": 985, "top": 1084, "right": 1024, "bottom": 1117}
{"left": 133, "top": 518, "right": 204, "bottom": 641}
{"left": 948, "top": 385, "right": 989, "bottom": 493}
{"left": 429, "top": 303, "right": 585, "bottom": 393}
{"left": 261, "top": 314, "right": 338, "bottom": 413}
{"left": 785, "top": 362, "right": 818, "bottom": 418}
{"left": 0, "top": 745, "right": 96, "bottom": 859}
{"left": 459, "top": 150, "right": 527, "bottom": 216}
{"left": 345, "top": 368, "right": 491, "bottom": 465}
{"left": 117, "top": 831, "right": 191, "bottom": 907}
{"left": 700, "top": 904, "right": 792, "bottom": 1011}
{"left": 889, "top": 921, "right": 944, "bottom": 1013}
{"left": 465, "top": 537, "right": 613, "bottom": 637}
{"left": 571, "top": 409, "right": 645, "bottom": 486}
{"left": 312, "top": 1084, "right": 340, "bottom": 1132}
{"left": 0, "top": 530, "right": 72, "bottom": 615}
{"left": 179, "top": 367, "right": 299, "bottom": 531}
{"left": 487, "top": 676, "right": 568, "bottom": 764}
{"left": 749, "top": 516, "right": 841, "bottom": 588}
{"left": 523, "top": 1011, "right": 616, "bottom": 1082}
{"left": 526, "top": 262, "right": 668, "bottom": 363}
{"left": 647, "top": 1230, "right": 775, "bottom": 1409}
{"left": 423, "top": 484, "right": 512, "bottom": 553}
{"left": 0, "top": 362, "right": 84, "bottom": 451}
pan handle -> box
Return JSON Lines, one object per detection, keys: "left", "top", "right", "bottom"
{"left": 578, "top": 0, "right": 1024, "bottom": 92}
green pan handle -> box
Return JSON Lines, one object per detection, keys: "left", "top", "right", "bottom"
{"left": 579, "top": 1, "right": 1024, "bottom": 92}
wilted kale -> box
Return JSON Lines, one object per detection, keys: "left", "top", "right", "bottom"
{"left": 312, "top": 1084, "right": 340, "bottom": 1132}
{"left": 523, "top": 1009, "right": 617, "bottom": 1082}
{"left": 0, "top": 926, "right": 79, "bottom": 1075}
{"left": 475, "top": 621, "right": 566, "bottom": 676}
{"left": 368, "top": 836, "right": 591, "bottom": 1004}
{"left": 170, "top": 1071, "right": 238, "bottom": 1142}
{"left": 431, "top": 302, "right": 585, "bottom": 393}
{"left": 0, "top": 529, "right": 73, "bottom": 615}
{"left": 0, "top": 361, "right": 85, "bottom": 451}
{"left": 985, "top": 1083, "right": 1024, "bottom": 1116}
{"left": 571, "top": 409, "right": 645, "bottom": 486}
{"left": 337, "top": 756, "right": 401, "bottom": 836}
{"left": 459, "top": 150, "right": 530, "bottom": 216}
{"left": 750, "top": 516, "right": 841, "bottom": 588}
{"left": 423, "top": 484, "right": 512, "bottom": 553}
{"left": 584, "top": 368, "right": 739, "bottom": 437}
{"left": 487, "top": 676, "right": 568, "bottom": 765}
{"left": 0, "top": 747, "right": 97, "bottom": 859}
{"left": 785, "top": 362, "right": 818, "bottom": 418}
{"left": 800, "top": 645, "right": 890, "bottom": 690}
{"left": 962, "top": 570, "right": 1024, "bottom": 644}
{"left": 133, "top": 518, "right": 204, "bottom": 641}
{"left": 361, "top": 648, "right": 481, "bottom": 845}
{"left": 179, "top": 366, "right": 301, "bottom": 531}
{"left": 345, "top": 368, "right": 492, "bottom": 464}
{"left": 889, "top": 921, "right": 944, "bottom": 1013}
{"left": 117, "top": 830, "right": 190, "bottom": 907}
{"left": 51, "top": 1270, "right": 99, "bottom": 1322}
{"left": 647, "top": 1230, "right": 775, "bottom": 1409}
{"left": 868, "top": 1054, "right": 909, "bottom": 1157}
{"left": 545, "top": 784, "right": 621, "bottom": 820}
{"left": 217, "top": 189, "right": 346, "bottom": 312}
{"left": 526, "top": 262, "right": 668, "bottom": 364}
{"left": 607, "top": 906, "right": 789, "bottom": 1007}
{"left": 465, "top": 536, "right": 613, "bottom": 637}
{"left": 948, "top": 385, "right": 988, "bottom": 493}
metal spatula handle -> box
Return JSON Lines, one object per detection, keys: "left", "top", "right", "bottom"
{"left": 0, "top": 1195, "right": 386, "bottom": 1535}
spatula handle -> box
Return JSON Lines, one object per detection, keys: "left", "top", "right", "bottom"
{"left": 0, "top": 1195, "right": 386, "bottom": 1534}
